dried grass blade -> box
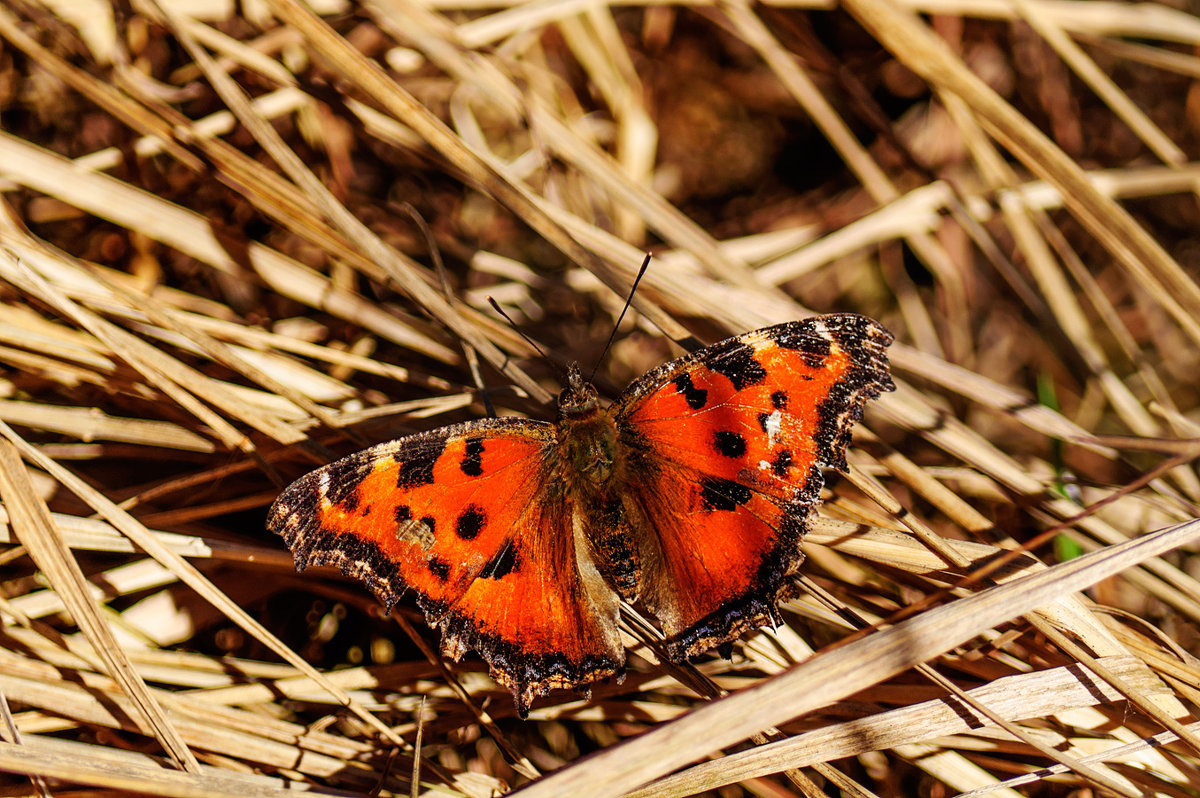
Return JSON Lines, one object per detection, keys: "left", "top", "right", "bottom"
{"left": 842, "top": 0, "right": 1200, "bottom": 347}
{"left": 0, "top": 439, "right": 200, "bottom": 772}
{"left": 954, "top": 721, "right": 1200, "bottom": 797}
{"left": 44, "top": 87, "right": 308, "bottom": 181}
{"left": 0, "top": 509, "right": 215, "bottom": 557}
{"left": 720, "top": 0, "right": 975, "bottom": 355}
{"left": 0, "top": 739, "right": 330, "bottom": 798}
{"left": 1029, "top": 616, "right": 1200, "bottom": 756}
{"left": 0, "top": 420, "right": 410, "bottom": 751}
{"left": 1011, "top": 0, "right": 1185, "bottom": 164}
{"left": 0, "top": 131, "right": 453, "bottom": 362}
{"left": 528, "top": 100, "right": 773, "bottom": 289}
{"left": 626, "top": 655, "right": 1170, "bottom": 798}
{"left": 876, "top": 391, "right": 1200, "bottom": 619}
{"left": 0, "top": 400, "right": 214, "bottom": 452}
{"left": 514, "top": 518, "right": 1200, "bottom": 798}
{"left": 168, "top": 4, "right": 553, "bottom": 405}
{"left": 263, "top": 0, "right": 695, "bottom": 347}
{"left": 893, "top": 0, "right": 1200, "bottom": 45}
{"left": 8, "top": 558, "right": 177, "bottom": 622}
{"left": 1077, "top": 33, "right": 1200, "bottom": 79}
{"left": 0, "top": 248, "right": 272, "bottom": 449}
{"left": 0, "top": 6, "right": 202, "bottom": 172}
{"left": 943, "top": 64, "right": 1186, "bottom": 459}
{"left": 757, "top": 182, "right": 952, "bottom": 286}
{"left": 0, "top": 670, "right": 376, "bottom": 780}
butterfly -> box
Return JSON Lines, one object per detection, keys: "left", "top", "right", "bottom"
{"left": 269, "top": 313, "right": 894, "bottom": 717}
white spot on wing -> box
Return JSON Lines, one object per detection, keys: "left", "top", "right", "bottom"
{"left": 318, "top": 469, "right": 332, "bottom": 510}
{"left": 765, "top": 410, "right": 783, "bottom": 447}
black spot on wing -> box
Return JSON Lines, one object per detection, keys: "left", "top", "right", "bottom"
{"left": 771, "top": 391, "right": 788, "bottom": 410}
{"left": 712, "top": 430, "right": 747, "bottom": 458}
{"left": 757, "top": 412, "right": 773, "bottom": 433}
{"left": 672, "top": 373, "right": 709, "bottom": 410}
{"left": 771, "top": 449, "right": 793, "bottom": 477}
{"left": 420, "top": 516, "right": 436, "bottom": 536}
{"left": 456, "top": 506, "right": 485, "bottom": 540}
{"left": 480, "top": 542, "right": 519, "bottom": 579}
{"left": 461, "top": 437, "right": 484, "bottom": 476}
{"left": 338, "top": 490, "right": 360, "bottom": 513}
{"left": 699, "top": 477, "right": 752, "bottom": 512}
{"left": 707, "top": 341, "right": 767, "bottom": 390}
{"left": 395, "top": 505, "right": 411, "bottom": 524}
{"left": 429, "top": 557, "right": 451, "bottom": 580}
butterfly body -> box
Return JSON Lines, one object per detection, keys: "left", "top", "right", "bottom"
{"left": 556, "top": 367, "right": 619, "bottom": 486}
{"left": 270, "top": 313, "right": 894, "bottom": 716}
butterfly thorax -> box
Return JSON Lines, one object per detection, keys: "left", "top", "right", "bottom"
{"left": 556, "top": 364, "right": 618, "bottom": 487}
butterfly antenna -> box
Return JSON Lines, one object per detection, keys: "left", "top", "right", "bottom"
{"left": 487, "top": 297, "right": 564, "bottom": 379}
{"left": 589, "top": 253, "right": 652, "bottom": 382}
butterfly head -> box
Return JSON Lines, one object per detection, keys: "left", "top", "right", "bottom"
{"left": 558, "top": 363, "right": 601, "bottom": 419}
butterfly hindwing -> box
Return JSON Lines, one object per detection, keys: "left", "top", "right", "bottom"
{"left": 620, "top": 461, "right": 811, "bottom": 660}
{"left": 268, "top": 418, "right": 624, "bottom": 715}
{"left": 616, "top": 313, "right": 895, "bottom": 660}
{"left": 432, "top": 488, "right": 624, "bottom": 714}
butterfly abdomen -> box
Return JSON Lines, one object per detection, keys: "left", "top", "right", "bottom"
{"left": 580, "top": 491, "right": 642, "bottom": 601}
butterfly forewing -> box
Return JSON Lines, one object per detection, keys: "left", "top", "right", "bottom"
{"left": 269, "top": 419, "right": 549, "bottom": 609}
{"left": 615, "top": 313, "right": 894, "bottom": 659}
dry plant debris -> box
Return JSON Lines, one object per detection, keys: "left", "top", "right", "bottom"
{"left": 1, "top": 0, "right": 1200, "bottom": 796}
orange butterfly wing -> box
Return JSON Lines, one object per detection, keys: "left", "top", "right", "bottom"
{"left": 268, "top": 418, "right": 623, "bottom": 715}
{"left": 616, "top": 313, "right": 894, "bottom": 660}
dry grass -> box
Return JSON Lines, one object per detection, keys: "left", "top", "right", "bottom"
{"left": 1, "top": 0, "right": 1199, "bottom": 795}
